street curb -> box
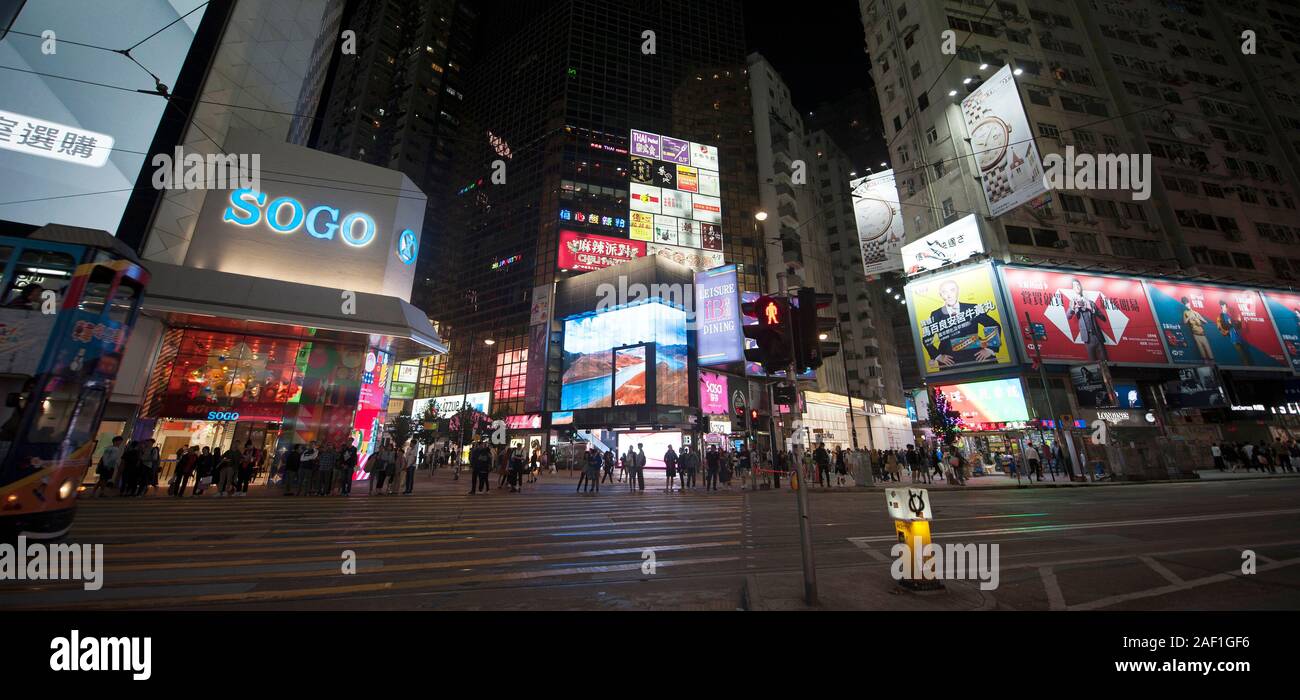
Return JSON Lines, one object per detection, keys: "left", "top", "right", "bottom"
{"left": 795, "top": 473, "right": 1300, "bottom": 493}
{"left": 741, "top": 575, "right": 762, "bottom": 612}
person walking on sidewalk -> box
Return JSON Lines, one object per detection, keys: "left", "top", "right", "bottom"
{"left": 1024, "top": 444, "right": 1043, "bottom": 481}
{"left": 172, "top": 446, "right": 198, "bottom": 497}
{"left": 682, "top": 445, "right": 699, "bottom": 489}
{"left": 834, "top": 447, "right": 848, "bottom": 487}
{"left": 634, "top": 444, "right": 647, "bottom": 491}
{"left": 402, "top": 442, "right": 419, "bottom": 494}
{"left": 193, "top": 446, "right": 216, "bottom": 496}
{"left": 282, "top": 444, "right": 301, "bottom": 495}
{"left": 216, "top": 446, "right": 240, "bottom": 496}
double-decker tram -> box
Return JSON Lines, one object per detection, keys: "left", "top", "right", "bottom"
{"left": 0, "top": 226, "right": 148, "bottom": 540}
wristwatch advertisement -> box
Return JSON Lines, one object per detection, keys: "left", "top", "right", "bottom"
{"left": 960, "top": 65, "right": 1048, "bottom": 218}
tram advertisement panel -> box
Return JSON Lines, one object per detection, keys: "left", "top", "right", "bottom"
{"left": 1001, "top": 267, "right": 1167, "bottom": 364}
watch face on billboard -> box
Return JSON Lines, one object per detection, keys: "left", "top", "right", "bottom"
{"left": 660, "top": 189, "right": 692, "bottom": 218}
{"left": 692, "top": 194, "right": 722, "bottom": 224}
{"left": 630, "top": 183, "right": 662, "bottom": 214}
{"left": 690, "top": 142, "right": 720, "bottom": 171}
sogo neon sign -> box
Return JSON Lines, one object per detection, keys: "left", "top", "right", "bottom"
{"left": 223, "top": 187, "right": 381, "bottom": 248}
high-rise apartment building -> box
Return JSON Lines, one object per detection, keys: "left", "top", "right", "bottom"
{"left": 860, "top": 0, "right": 1300, "bottom": 286}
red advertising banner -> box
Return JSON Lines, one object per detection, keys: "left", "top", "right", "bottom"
{"left": 557, "top": 230, "right": 646, "bottom": 272}
{"left": 1001, "top": 268, "right": 1167, "bottom": 364}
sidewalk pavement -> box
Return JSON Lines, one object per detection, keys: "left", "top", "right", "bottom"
{"left": 786, "top": 468, "right": 1300, "bottom": 493}
{"left": 743, "top": 564, "right": 994, "bottom": 611}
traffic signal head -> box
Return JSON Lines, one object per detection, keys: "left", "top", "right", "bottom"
{"left": 793, "top": 288, "right": 840, "bottom": 373}
{"left": 742, "top": 295, "right": 793, "bottom": 374}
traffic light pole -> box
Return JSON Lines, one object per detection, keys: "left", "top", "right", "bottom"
{"left": 1027, "top": 312, "right": 1072, "bottom": 483}
{"left": 780, "top": 273, "right": 817, "bottom": 606}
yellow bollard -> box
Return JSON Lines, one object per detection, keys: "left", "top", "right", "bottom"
{"left": 886, "top": 488, "right": 944, "bottom": 591}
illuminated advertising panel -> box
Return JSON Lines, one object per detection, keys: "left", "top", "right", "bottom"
{"left": 413, "top": 392, "right": 490, "bottom": 419}
{"left": 700, "top": 371, "right": 730, "bottom": 414}
{"left": 557, "top": 230, "right": 646, "bottom": 272}
{"left": 695, "top": 265, "right": 743, "bottom": 365}
{"left": 1263, "top": 291, "right": 1300, "bottom": 372}
{"left": 560, "top": 302, "right": 688, "bottom": 410}
{"left": 661, "top": 189, "right": 692, "bottom": 218}
{"left": 960, "top": 65, "right": 1048, "bottom": 217}
{"left": 629, "top": 211, "right": 654, "bottom": 241}
{"left": 932, "top": 378, "right": 1030, "bottom": 428}
{"left": 1001, "top": 267, "right": 1168, "bottom": 364}
{"left": 629, "top": 129, "right": 722, "bottom": 258}
{"left": 900, "top": 214, "right": 985, "bottom": 275}
{"left": 618, "top": 432, "right": 682, "bottom": 470}
{"left": 614, "top": 346, "right": 648, "bottom": 406}
{"left": 1146, "top": 281, "right": 1287, "bottom": 369}
{"left": 629, "top": 183, "right": 662, "bottom": 214}
{"left": 905, "top": 263, "right": 1013, "bottom": 376}
{"left": 852, "top": 171, "right": 904, "bottom": 276}
{"left": 648, "top": 243, "right": 723, "bottom": 272}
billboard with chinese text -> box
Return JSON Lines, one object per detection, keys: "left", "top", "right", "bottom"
{"left": 905, "top": 263, "right": 1013, "bottom": 376}
{"left": 1146, "top": 281, "right": 1287, "bottom": 369}
{"left": 1001, "top": 267, "right": 1168, "bottom": 365}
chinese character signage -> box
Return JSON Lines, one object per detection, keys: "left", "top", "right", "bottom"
{"left": 0, "top": 108, "right": 114, "bottom": 167}
{"left": 694, "top": 265, "right": 743, "bottom": 366}
{"left": 648, "top": 242, "right": 723, "bottom": 273}
{"left": 900, "top": 214, "right": 985, "bottom": 275}
{"left": 906, "top": 263, "right": 1013, "bottom": 376}
{"left": 1001, "top": 267, "right": 1168, "bottom": 364}
{"left": 852, "top": 171, "right": 904, "bottom": 276}
{"left": 960, "top": 65, "right": 1048, "bottom": 218}
{"left": 700, "top": 371, "right": 730, "bottom": 414}
{"left": 1146, "top": 281, "right": 1287, "bottom": 369}
{"left": 558, "top": 230, "right": 646, "bottom": 272}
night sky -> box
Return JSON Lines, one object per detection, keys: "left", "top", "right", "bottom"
{"left": 744, "top": 1, "right": 874, "bottom": 111}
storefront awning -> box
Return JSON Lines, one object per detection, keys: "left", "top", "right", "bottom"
{"left": 139, "top": 261, "right": 446, "bottom": 359}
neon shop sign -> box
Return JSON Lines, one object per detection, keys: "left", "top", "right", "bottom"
{"left": 223, "top": 187, "right": 393, "bottom": 249}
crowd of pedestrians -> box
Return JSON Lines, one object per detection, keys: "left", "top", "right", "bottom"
{"left": 1211, "top": 439, "right": 1299, "bottom": 473}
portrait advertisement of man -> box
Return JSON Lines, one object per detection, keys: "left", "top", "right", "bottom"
{"left": 914, "top": 267, "right": 1006, "bottom": 373}
{"left": 1062, "top": 277, "right": 1108, "bottom": 361}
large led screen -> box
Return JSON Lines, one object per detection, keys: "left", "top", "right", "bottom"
{"left": 932, "top": 378, "right": 1030, "bottom": 427}
{"left": 560, "top": 302, "right": 688, "bottom": 410}
{"left": 617, "top": 432, "right": 682, "bottom": 471}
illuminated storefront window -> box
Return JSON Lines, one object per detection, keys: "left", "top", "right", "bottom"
{"left": 494, "top": 347, "right": 528, "bottom": 402}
